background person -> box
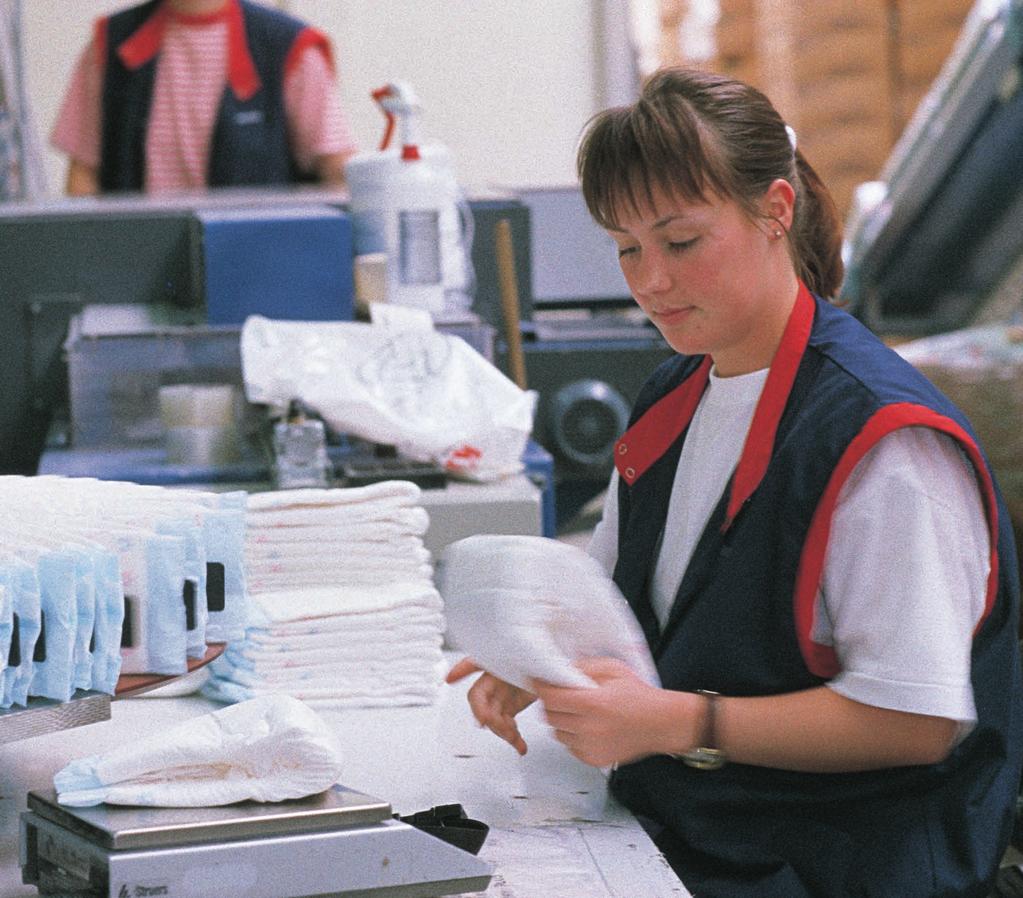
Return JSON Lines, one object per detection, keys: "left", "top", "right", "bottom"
{"left": 448, "top": 66, "right": 1023, "bottom": 898}
{"left": 50, "top": 0, "right": 356, "bottom": 194}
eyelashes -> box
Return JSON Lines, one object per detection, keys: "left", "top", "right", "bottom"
{"left": 616, "top": 237, "right": 698, "bottom": 260}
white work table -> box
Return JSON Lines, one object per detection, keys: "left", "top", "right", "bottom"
{"left": 0, "top": 669, "right": 689, "bottom": 897}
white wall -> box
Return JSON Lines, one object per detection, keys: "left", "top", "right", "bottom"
{"left": 21, "top": 0, "right": 119, "bottom": 195}
{"left": 21, "top": 0, "right": 605, "bottom": 196}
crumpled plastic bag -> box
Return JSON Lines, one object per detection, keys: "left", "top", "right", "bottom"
{"left": 240, "top": 316, "right": 537, "bottom": 482}
{"left": 53, "top": 694, "right": 343, "bottom": 807}
{"left": 437, "top": 535, "right": 659, "bottom": 691}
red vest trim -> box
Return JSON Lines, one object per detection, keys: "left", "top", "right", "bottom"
{"left": 614, "top": 356, "right": 711, "bottom": 487}
{"left": 793, "top": 402, "right": 1000, "bottom": 678}
{"left": 614, "top": 280, "right": 815, "bottom": 533}
{"left": 724, "top": 281, "right": 815, "bottom": 529}
{"left": 114, "top": 0, "right": 261, "bottom": 100}
{"left": 115, "top": 4, "right": 168, "bottom": 69}
{"left": 284, "top": 27, "right": 334, "bottom": 79}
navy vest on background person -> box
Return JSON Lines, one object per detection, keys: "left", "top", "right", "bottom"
{"left": 609, "top": 286, "right": 1023, "bottom": 898}
{"left": 100, "top": 0, "right": 316, "bottom": 192}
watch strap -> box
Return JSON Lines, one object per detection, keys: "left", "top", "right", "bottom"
{"left": 680, "top": 690, "right": 726, "bottom": 770}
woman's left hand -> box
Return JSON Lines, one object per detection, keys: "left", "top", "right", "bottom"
{"left": 532, "top": 657, "right": 702, "bottom": 767}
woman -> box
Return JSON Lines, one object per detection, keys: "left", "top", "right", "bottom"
{"left": 51, "top": 0, "right": 356, "bottom": 194}
{"left": 448, "top": 67, "right": 1022, "bottom": 897}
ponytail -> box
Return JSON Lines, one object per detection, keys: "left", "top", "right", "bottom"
{"left": 791, "top": 150, "right": 844, "bottom": 299}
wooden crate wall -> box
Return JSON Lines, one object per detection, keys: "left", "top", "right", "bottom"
{"left": 657, "top": 0, "right": 975, "bottom": 218}
{"left": 893, "top": 0, "right": 979, "bottom": 127}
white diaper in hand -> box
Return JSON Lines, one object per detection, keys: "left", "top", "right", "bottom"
{"left": 438, "top": 535, "right": 659, "bottom": 691}
{"left": 53, "top": 694, "right": 344, "bottom": 807}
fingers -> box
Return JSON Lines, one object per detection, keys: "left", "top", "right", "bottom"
{"left": 531, "top": 663, "right": 654, "bottom": 768}
{"left": 573, "top": 656, "right": 634, "bottom": 680}
{"left": 533, "top": 686, "right": 590, "bottom": 752}
{"left": 532, "top": 679, "right": 589, "bottom": 713}
{"left": 445, "top": 656, "right": 482, "bottom": 684}
{"left": 471, "top": 698, "right": 529, "bottom": 755}
{"left": 479, "top": 709, "right": 528, "bottom": 756}
{"left": 465, "top": 673, "right": 532, "bottom": 755}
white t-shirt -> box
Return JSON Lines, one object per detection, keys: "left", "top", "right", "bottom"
{"left": 587, "top": 366, "right": 989, "bottom": 725}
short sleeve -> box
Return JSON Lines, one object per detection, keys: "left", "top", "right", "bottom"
{"left": 586, "top": 469, "right": 621, "bottom": 577}
{"left": 282, "top": 42, "right": 357, "bottom": 174}
{"left": 820, "top": 427, "right": 989, "bottom": 725}
{"left": 50, "top": 38, "right": 103, "bottom": 170}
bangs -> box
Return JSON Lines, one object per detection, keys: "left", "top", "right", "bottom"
{"left": 578, "top": 96, "right": 730, "bottom": 231}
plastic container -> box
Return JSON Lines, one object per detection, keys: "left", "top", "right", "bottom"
{"left": 346, "top": 146, "right": 474, "bottom": 318}
{"left": 346, "top": 149, "right": 434, "bottom": 314}
{"left": 158, "top": 384, "right": 241, "bottom": 466}
{"left": 158, "top": 384, "right": 236, "bottom": 428}
{"left": 272, "top": 419, "right": 330, "bottom": 489}
{"left": 64, "top": 305, "right": 243, "bottom": 448}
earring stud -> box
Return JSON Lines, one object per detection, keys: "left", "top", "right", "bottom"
{"left": 773, "top": 228, "right": 783, "bottom": 239}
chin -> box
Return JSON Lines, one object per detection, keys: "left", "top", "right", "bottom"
{"left": 657, "top": 329, "right": 707, "bottom": 357}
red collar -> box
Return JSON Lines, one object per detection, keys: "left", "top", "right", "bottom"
{"left": 614, "top": 281, "right": 816, "bottom": 530}
{"left": 116, "top": 0, "right": 261, "bottom": 101}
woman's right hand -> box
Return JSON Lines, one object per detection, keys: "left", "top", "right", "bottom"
{"left": 446, "top": 657, "right": 536, "bottom": 755}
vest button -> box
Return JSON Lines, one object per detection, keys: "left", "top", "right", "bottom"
{"left": 618, "top": 444, "right": 628, "bottom": 455}
{"left": 625, "top": 466, "right": 636, "bottom": 480}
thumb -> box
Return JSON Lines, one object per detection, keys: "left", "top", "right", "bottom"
{"left": 445, "top": 656, "right": 482, "bottom": 684}
{"left": 574, "top": 656, "right": 635, "bottom": 681}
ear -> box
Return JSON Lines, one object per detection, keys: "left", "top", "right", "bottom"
{"left": 762, "top": 178, "right": 796, "bottom": 232}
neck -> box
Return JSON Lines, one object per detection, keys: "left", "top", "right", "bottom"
{"left": 167, "top": 0, "right": 230, "bottom": 15}
{"left": 712, "top": 269, "right": 800, "bottom": 378}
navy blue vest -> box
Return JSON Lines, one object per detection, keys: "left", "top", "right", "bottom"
{"left": 100, "top": 0, "right": 316, "bottom": 192}
{"left": 610, "top": 287, "right": 1023, "bottom": 897}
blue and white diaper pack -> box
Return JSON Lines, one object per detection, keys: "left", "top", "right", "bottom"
{"left": 155, "top": 518, "right": 209, "bottom": 660}
{"left": 0, "top": 555, "right": 42, "bottom": 708}
{"left": 0, "top": 475, "right": 252, "bottom": 705}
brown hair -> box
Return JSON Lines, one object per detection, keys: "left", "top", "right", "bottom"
{"left": 577, "top": 67, "right": 844, "bottom": 299}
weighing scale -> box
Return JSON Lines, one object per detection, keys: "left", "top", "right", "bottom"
{"left": 19, "top": 785, "right": 493, "bottom": 898}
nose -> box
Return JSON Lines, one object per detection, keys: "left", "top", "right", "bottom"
{"left": 629, "top": 247, "right": 671, "bottom": 296}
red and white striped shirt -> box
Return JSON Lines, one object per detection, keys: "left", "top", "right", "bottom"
{"left": 51, "top": 2, "right": 357, "bottom": 192}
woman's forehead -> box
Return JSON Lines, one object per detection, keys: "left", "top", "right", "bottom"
{"left": 608, "top": 181, "right": 716, "bottom": 228}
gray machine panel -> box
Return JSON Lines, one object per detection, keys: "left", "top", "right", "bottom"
{"left": 0, "top": 201, "right": 202, "bottom": 473}
{"left": 0, "top": 191, "right": 526, "bottom": 475}
{"left": 513, "top": 186, "right": 632, "bottom": 309}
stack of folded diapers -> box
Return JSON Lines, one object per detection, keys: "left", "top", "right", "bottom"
{"left": 203, "top": 480, "right": 445, "bottom": 708}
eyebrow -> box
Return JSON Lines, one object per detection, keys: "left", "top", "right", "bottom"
{"left": 607, "top": 212, "right": 696, "bottom": 234}
{"left": 653, "top": 213, "right": 695, "bottom": 229}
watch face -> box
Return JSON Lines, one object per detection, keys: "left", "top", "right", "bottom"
{"left": 682, "top": 747, "right": 726, "bottom": 771}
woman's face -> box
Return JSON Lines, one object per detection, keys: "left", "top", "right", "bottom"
{"left": 607, "top": 181, "right": 796, "bottom": 376}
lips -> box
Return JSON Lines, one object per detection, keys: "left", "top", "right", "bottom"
{"left": 652, "top": 306, "right": 694, "bottom": 324}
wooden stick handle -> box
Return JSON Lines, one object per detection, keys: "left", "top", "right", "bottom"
{"left": 495, "top": 218, "right": 528, "bottom": 390}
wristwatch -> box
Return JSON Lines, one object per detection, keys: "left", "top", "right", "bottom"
{"left": 679, "top": 690, "right": 726, "bottom": 771}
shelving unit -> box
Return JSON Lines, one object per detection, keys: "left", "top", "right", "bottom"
{"left": 0, "top": 643, "right": 224, "bottom": 745}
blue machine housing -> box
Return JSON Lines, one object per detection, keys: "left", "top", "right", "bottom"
{"left": 195, "top": 205, "right": 354, "bottom": 325}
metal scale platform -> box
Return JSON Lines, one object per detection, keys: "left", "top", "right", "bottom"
{"left": 20, "top": 785, "right": 492, "bottom": 898}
